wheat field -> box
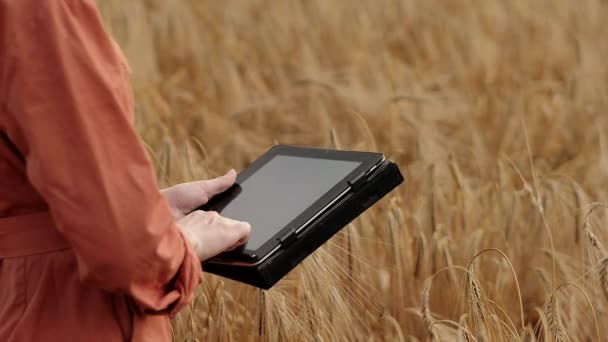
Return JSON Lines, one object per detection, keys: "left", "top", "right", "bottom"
{"left": 100, "top": 1, "right": 608, "bottom": 341}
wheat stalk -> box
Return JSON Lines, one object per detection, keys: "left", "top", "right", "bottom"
{"left": 600, "top": 257, "right": 608, "bottom": 302}
{"left": 543, "top": 295, "right": 566, "bottom": 342}
{"left": 421, "top": 278, "right": 436, "bottom": 341}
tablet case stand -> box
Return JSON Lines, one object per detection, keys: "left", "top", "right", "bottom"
{"left": 203, "top": 161, "right": 404, "bottom": 289}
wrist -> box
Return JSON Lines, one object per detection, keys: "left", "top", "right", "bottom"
{"left": 176, "top": 223, "right": 201, "bottom": 259}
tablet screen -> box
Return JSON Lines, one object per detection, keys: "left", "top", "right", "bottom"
{"left": 215, "top": 155, "right": 361, "bottom": 250}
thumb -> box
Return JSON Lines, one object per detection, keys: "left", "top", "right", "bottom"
{"left": 199, "top": 169, "right": 237, "bottom": 199}
{"left": 164, "top": 170, "right": 237, "bottom": 215}
{"left": 225, "top": 221, "right": 251, "bottom": 251}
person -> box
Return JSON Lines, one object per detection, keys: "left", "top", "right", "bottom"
{"left": 0, "top": 0, "right": 251, "bottom": 341}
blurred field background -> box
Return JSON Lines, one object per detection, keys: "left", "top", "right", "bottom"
{"left": 100, "top": 1, "right": 608, "bottom": 341}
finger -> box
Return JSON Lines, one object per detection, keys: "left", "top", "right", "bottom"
{"left": 236, "top": 222, "right": 251, "bottom": 240}
{"left": 225, "top": 241, "right": 243, "bottom": 252}
{"left": 167, "top": 170, "right": 237, "bottom": 213}
{"left": 217, "top": 216, "right": 250, "bottom": 239}
{"left": 225, "top": 223, "right": 251, "bottom": 251}
{"left": 198, "top": 169, "right": 237, "bottom": 199}
{"left": 232, "top": 222, "right": 251, "bottom": 244}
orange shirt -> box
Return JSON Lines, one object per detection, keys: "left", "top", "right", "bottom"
{"left": 0, "top": 1, "right": 201, "bottom": 341}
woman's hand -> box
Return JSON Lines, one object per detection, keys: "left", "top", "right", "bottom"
{"left": 177, "top": 210, "right": 250, "bottom": 261}
{"left": 161, "top": 170, "right": 237, "bottom": 219}
{"left": 161, "top": 170, "right": 251, "bottom": 261}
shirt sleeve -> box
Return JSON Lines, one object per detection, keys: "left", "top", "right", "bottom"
{"left": 1, "top": 0, "right": 201, "bottom": 316}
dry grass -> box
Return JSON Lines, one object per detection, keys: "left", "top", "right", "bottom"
{"left": 99, "top": 1, "right": 608, "bottom": 340}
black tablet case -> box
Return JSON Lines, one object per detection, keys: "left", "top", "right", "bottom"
{"left": 202, "top": 160, "right": 404, "bottom": 289}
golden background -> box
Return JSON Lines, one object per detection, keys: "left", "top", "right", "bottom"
{"left": 100, "top": 1, "right": 608, "bottom": 340}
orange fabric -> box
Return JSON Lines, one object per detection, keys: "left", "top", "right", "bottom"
{"left": 0, "top": 0, "right": 202, "bottom": 341}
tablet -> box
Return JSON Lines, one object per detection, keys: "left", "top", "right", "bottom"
{"left": 198, "top": 145, "right": 404, "bottom": 289}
